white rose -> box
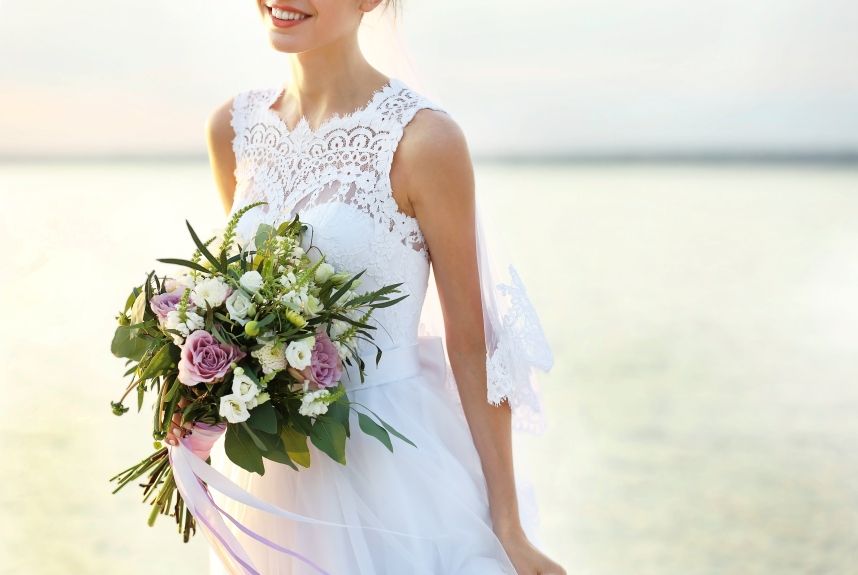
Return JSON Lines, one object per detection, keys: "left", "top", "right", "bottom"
{"left": 226, "top": 289, "right": 253, "bottom": 325}
{"left": 239, "top": 271, "right": 264, "bottom": 294}
{"left": 231, "top": 370, "right": 259, "bottom": 402}
{"left": 298, "top": 389, "right": 331, "bottom": 418}
{"left": 304, "top": 294, "right": 323, "bottom": 316}
{"left": 314, "top": 262, "right": 335, "bottom": 284}
{"left": 284, "top": 336, "right": 315, "bottom": 370}
{"left": 191, "top": 277, "right": 231, "bottom": 309}
{"left": 219, "top": 393, "right": 250, "bottom": 423}
{"left": 251, "top": 340, "right": 287, "bottom": 375}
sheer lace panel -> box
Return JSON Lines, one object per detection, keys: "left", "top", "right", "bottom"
{"left": 229, "top": 78, "right": 448, "bottom": 261}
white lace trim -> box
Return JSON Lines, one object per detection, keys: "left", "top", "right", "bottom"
{"left": 485, "top": 266, "right": 554, "bottom": 433}
{"left": 229, "top": 77, "right": 447, "bottom": 262}
{"left": 227, "top": 78, "right": 554, "bottom": 430}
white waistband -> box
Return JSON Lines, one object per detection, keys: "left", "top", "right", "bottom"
{"left": 341, "top": 336, "right": 446, "bottom": 391}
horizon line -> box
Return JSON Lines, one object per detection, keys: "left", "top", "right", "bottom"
{"left": 1, "top": 150, "right": 857, "bottom": 166}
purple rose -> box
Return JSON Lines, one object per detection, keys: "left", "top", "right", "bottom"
{"left": 150, "top": 289, "right": 185, "bottom": 320}
{"left": 178, "top": 329, "right": 246, "bottom": 386}
{"left": 302, "top": 329, "right": 343, "bottom": 388}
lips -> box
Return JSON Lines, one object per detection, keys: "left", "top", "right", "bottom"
{"left": 264, "top": 1, "right": 311, "bottom": 16}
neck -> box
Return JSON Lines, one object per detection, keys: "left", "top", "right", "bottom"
{"left": 283, "top": 33, "right": 388, "bottom": 118}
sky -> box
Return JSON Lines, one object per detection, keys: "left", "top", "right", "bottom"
{"left": 0, "top": 0, "right": 857, "bottom": 157}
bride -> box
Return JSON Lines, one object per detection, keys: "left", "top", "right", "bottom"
{"left": 165, "top": 1, "right": 565, "bottom": 573}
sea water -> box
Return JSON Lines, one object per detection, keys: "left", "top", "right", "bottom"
{"left": 1, "top": 160, "right": 856, "bottom": 574}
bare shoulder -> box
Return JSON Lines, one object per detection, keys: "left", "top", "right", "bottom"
{"left": 205, "top": 95, "right": 238, "bottom": 214}
{"left": 206, "top": 96, "right": 236, "bottom": 152}
{"left": 391, "top": 107, "right": 475, "bottom": 215}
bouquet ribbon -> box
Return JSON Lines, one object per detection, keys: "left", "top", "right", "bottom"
{"left": 167, "top": 335, "right": 447, "bottom": 575}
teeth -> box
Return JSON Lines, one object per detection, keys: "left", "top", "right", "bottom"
{"left": 271, "top": 7, "right": 308, "bottom": 20}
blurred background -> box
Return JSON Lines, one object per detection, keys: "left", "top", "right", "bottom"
{"left": 1, "top": 0, "right": 857, "bottom": 574}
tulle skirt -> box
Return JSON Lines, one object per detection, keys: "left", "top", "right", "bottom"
{"left": 207, "top": 336, "right": 540, "bottom": 575}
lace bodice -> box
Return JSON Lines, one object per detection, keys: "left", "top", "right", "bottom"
{"left": 226, "top": 77, "right": 446, "bottom": 354}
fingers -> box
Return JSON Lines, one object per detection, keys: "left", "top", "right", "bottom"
{"left": 165, "top": 411, "right": 194, "bottom": 447}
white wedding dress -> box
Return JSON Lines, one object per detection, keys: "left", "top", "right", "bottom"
{"left": 207, "top": 76, "right": 544, "bottom": 575}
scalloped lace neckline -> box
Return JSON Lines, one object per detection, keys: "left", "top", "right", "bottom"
{"left": 264, "top": 76, "right": 399, "bottom": 136}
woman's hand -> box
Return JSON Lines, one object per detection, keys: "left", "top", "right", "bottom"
{"left": 165, "top": 396, "right": 193, "bottom": 446}
{"left": 498, "top": 526, "right": 567, "bottom": 575}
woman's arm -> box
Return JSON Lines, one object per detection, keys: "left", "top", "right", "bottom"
{"left": 393, "top": 109, "right": 565, "bottom": 575}
{"left": 205, "top": 96, "right": 238, "bottom": 216}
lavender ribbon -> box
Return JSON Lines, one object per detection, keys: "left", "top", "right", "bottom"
{"left": 167, "top": 336, "right": 446, "bottom": 574}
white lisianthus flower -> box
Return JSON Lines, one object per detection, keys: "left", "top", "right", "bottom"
{"left": 191, "top": 277, "right": 231, "bottom": 309}
{"left": 225, "top": 289, "right": 253, "bottom": 325}
{"left": 239, "top": 270, "right": 264, "bottom": 294}
{"left": 298, "top": 389, "right": 331, "bottom": 418}
{"left": 246, "top": 390, "right": 270, "bottom": 410}
{"left": 251, "top": 340, "right": 287, "bottom": 374}
{"left": 129, "top": 291, "right": 147, "bottom": 325}
{"left": 291, "top": 245, "right": 305, "bottom": 258}
{"left": 285, "top": 336, "right": 315, "bottom": 370}
{"left": 279, "top": 287, "right": 309, "bottom": 309}
{"left": 165, "top": 309, "right": 205, "bottom": 345}
{"left": 314, "top": 262, "right": 335, "bottom": 284}
{"left": 278, "top": 270, "right": 298, "bottom": 288}
{"left": 231, "top": 368, "right": 259, "bottom": 402}
{"left": 219, "top": 393, "right": 250, "bottom": 423}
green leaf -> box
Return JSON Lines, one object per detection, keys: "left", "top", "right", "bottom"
{"left": 255, "top": 224, "right": 276, "bottom": 251}
{"left": 256, "top": 312, "right": 277, "bottom": 329}
{"left": 256, "top": 432, "right": 298, "bottom": 470}
{"left": 247, "top": 403, "right": 277, "bottom": 434}
{"left": 358, "top": 412, "right": 392, "bottom": 452}
{"left": 240, "top": 422, "right": 268, "bottom": 451}
{"left": 186, "top": 219, "right": 223, "bottom": 273}
{"left": 281, "top": 426, "right": 311, "bottom": 468}
{"left": 110, "top": 324, "right": 152, "bottom": 361}
{"left": 369, "top": 294, "right": 410, "bottom": 309}
{"left": 224, "top": 424, "right": 265, "bottom": 475}
{"left": 155, "top": 258, "right": 211, "bottom": 275}
{"left": 325, "top": 393, "right": 351, "bottom": 437}
{"left": 309, "top": 418, "right": 347, "bottom": 465}
{"left": 136, "top": 382, "right": 145, "bottom": 412}
{"left": 327, "top": 270, "right": 366, "bottom": 306}
{"left": 138, "top": 342, "right": 173, "bottom": 380}
{"left": 379, "top": 417, "right": 417, "bottom": 448}
{"left": 355, "top": 406, "right": 417, "bottom": 449}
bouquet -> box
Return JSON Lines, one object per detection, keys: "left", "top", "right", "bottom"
{"left": 109, "top": 201, "right": 414, "bottom": 542}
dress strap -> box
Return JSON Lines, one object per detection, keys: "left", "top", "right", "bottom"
{"left": 374, "top": 80, "right": 450, "bottom": 184}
